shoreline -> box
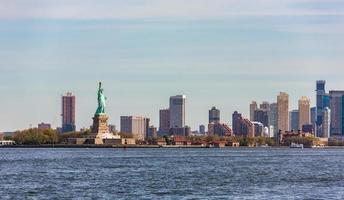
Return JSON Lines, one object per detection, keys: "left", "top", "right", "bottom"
{"left": 1, "top": 144, "right": 344, "bottom": 149}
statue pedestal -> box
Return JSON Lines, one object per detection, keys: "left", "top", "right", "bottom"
{"left": 90, "top": 114, "right": 109, "bottom": 144}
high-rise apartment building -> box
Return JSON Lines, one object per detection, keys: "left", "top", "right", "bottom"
{"left": 298, "top": 96, "right": 310, "bottom": 129}
{"left": 169, "top": 95, "right": 186, "bottom": 128}
{"left": 159, "top": 109, "right": 170, "bottom": 133}
{"left": 289, "top": 110, "right": 299, "bottom": 131}
{"left": 208, "top": 123, "right": 232, "bottom": 136}
{"left": 250, "top": 101, "right": 258, "bottom": 121}
{"left": 232, "top": 111, "right": 254, "bottom": 137}
{"left": 277, "top": 92, "right": 289, "bottom": 133}
{"left": 232, "top": 111, "right": 242, "bottom": 135}
{"left": 329, "top": 91, "right": 344, "bottom": 136}
{"left": 120, "top": 116, "right": 150, "bottom": 141}
{"left": 253, "top": 109, "right": 269, "bottom": 127}
{"left": 62, "top": 92, "right": 76, "bottom": 133}
{"left": 209, "top": 106, "right": 220, "bottom": 124}
{"left": 241, "top": 118, "right": 255, "bottom": 137}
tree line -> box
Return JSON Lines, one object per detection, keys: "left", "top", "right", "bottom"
{"left": 5, "top": 128, "right": 325, "bottom": 147}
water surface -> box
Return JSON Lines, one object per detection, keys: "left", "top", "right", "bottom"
{"left": 0, "top": 148, "right": 343, "bottom": 199}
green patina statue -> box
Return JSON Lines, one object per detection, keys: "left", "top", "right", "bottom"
{"left": 95, "top": 82, "right": 106, "bottom": 115}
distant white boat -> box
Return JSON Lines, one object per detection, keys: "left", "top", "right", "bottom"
{"left": 290, "top": 143, "right": 304, "bottom": 149}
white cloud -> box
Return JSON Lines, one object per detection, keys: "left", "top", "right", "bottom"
{"left": 0, "top": 0, "right": 343, "bottom": 20}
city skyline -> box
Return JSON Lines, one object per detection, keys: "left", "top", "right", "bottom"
{"left": 1, "top": 0, "right": 344, "bottom": 131}
{"left": 0, "top": 80, "right": 342, "bottom": 132}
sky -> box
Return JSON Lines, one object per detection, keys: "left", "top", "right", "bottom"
{"left": 0, "top": 0, "right": 344, "bottom": 131}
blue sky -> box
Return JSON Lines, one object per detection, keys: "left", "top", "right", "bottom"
{"left": 0, "top": 0, "right": 344, "bottom": 131}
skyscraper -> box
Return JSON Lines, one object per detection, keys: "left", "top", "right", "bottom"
{"left": 253, "top": 109, "right": 269, "bottom": 127}
{"left": 250, "top": 101, "right": 257, "bottom": 121}
{"left": 62, "top": 92, "right": 76, "bottom": 133}
{"left": 232, "top": 111, "right": 242, "bottom": 135}
{"left": 329, "top": 91, "right": 344, "bottom": 136}
{"left": 316, "top": 80, "right": 326, "bottom": 117}
{"left": 289, "top": 110, "right": 299, "bottom": 131}
{"left": 322, "top": 107, "right": 331, "bottom": 138}
{"left": 199, "top": 125, "right": 206, "bottom": 134}
{"left": 169, "top": 95, "right": 186, "bottom": 128}
{"left": 268, "top": 102, "right": 278, "bottom": 137}
{"left": 232, "top": 111, "right": 254, "bottom": 137}
{"left": 298, "top": 96, "right": 310, "bottom": 130}
{"left": 277, "top": 92, "right": 289, "bottom": 133}
{"left": 120, "top": 116, "right": 150, "bottom": 141}
{"left": 316, "top": 80, "right": 326, "bottom": 135}
{"left": 209, "top": 106, "right": 220, "bottom": 124}
{"left": 310, "top": 107, "right": 317, "bottom": 135}
{"left": 159, "top": 109, "right": 170, "bottom": 133}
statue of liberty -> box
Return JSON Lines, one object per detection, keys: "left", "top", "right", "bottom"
{"left": 95, "top": 82, "right": 106, "bottom": 115}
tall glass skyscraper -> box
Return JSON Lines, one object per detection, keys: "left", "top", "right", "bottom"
{"left": 316, "top": 80, "right": 326, "bottom": 135}
{"left": 169, "top": 95, "right": 186, "bottom": 128}
{"left": 289, "top": 110, "right": 299, "bottom": 131}
{"left": 268, "top": 103, "right": 278, "bottom": 137}
{"left": 254, "top": 109, "right": 269, "bottom": 127}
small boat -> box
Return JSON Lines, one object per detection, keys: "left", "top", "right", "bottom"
{"left": 290, "top": 143, "right": 304, "bottom": 149}
{"left": 258, "top": 144, "right": 270, "bottom": 148}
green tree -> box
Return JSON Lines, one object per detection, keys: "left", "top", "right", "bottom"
{"left": 238, "top": 137, "right": 248, "bottom": 146}
{"left": 13, "top": 128, "right": 59, "bottom": 145}
{"left": 283, "top": 136, "right": 316, "bottom": 147}
{"left": 3, "top": 135, "right": 13, "bottom": 140}
{"left": 204, "top": 135, "right": 220, "bottom": 143}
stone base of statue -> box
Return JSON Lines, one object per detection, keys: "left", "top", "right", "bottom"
{"left": 89, "top": 114, "right": 110, "bottom": 145}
